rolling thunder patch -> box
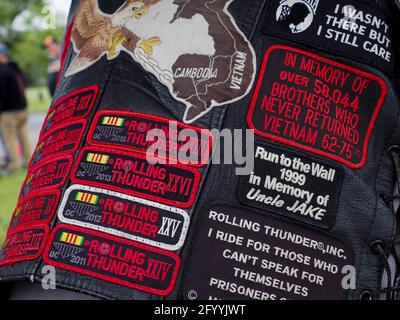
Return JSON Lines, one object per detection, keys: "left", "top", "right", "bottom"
{"left": 30, "top": 120, "right": 86, "bottom": 168}
{"left": 41, "top": 85, "right": 98, "bottom": 134}
{"left": 88, "top": 111, "right": 213, "bottom": 166}
{"left": 247, "top": 45, "right": 387, "bottom": 168}
{"left": 71, "top": 147, "right": 201, "bottom": 208}
{"left": 0, "top": 224, "right": 48, "bottom": 266}
{"left": 238, "top": 143, "right": 343, "bottom": 229}
{"left": 181, "top": 205, "right": 352, "bottom": 300}
{"left": 44, "top": 225, "right": 180, "bottom": 296}
{"left": 8, "top": 190, "right": 60, "bottom": 232}
{"left": 20, "top": 156, "right": 73, "bottom": 199}
{"left": 58, "top": 185, "right": 190, "bottom": 251}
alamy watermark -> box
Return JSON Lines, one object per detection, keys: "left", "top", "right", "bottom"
{"left": 145, "top": 122, "right": 255, "bottom": 176}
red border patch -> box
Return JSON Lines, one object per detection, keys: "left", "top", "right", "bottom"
{"left": 0, "top": 224, "right": 49, "bottom": 266}
{"left": 40, "top": 85, "right": 98, "bottom": 135}
{"left": 7, "top": 190, "right": 60, "bottom": 233}
{"left": 43, "top": 224, "right": 180, "bottom": 296}
{"left": 20, "top": 155, "right": 73, "bottom": 201}
{"left": 87, "top": 110, "right": 213, "bottom": 167}
{"left": 71, "top": 147, "right": 201, "bottom": 209}
{"left": 247, "top": 45, "right": 387, "bottom": 169}
{"left": 29, "top": 119, "right": 86, "bottom": 169}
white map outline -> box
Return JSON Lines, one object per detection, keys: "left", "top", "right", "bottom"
{"left": 67, "top": 0, "right": 257, "bottom": 124}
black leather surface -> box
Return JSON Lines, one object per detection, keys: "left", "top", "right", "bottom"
{"left": 0, "top": 0, "right": 399, "bottom": 300}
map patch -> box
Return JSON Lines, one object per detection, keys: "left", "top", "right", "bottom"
{"left": 65, "top": 0, "right": 256, "bottom": 123}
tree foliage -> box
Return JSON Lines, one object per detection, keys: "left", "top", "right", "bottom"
{"left": 0, "top": 0, "right": 45, "bottom": 43}
{"left": 0, "top": 0, "right": 67, "bottom": 85}
{"left": 12, "top": 28, "right": 66, "bottom": 85}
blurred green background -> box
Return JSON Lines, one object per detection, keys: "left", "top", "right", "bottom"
{"left": 0, "top": 170, "right": 26, "bottom": 243}
{"left": 0, "top": 88, "right": 50, "bottom": 244}
{"left": 0, "top": 0, "right": 69, "bottom": 244}
{"left": 26, "top": 87, "right": 52, "bottom": 112}
{"left": 1, "top": 1, "right": 66, "bottom": 85}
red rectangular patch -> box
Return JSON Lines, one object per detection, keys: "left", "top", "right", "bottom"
{"left": 20, "top": 155, "right": 73, "bottom": 200}
{"left": 71, "top": 147, "right": 201, "bottom": 209}
{"left": 43, "top": 224, "right": 180, "bottom": 296}
{"left": 247, "top": 45, "right": 387, "bottom": 169}
{"left": 87, "top": 110, "right": 213, "bottom": 167}
{"left": 0, "top": 224, "right": 49, "bottom": 266}
{"left": 41, "top": 85, "right": 98, "bottom": 135}
{"left": 30, "top": 120, "right": 86, "bottom": 169}
{"left": 8, "top": 190, "right": 60, "bottom": 233}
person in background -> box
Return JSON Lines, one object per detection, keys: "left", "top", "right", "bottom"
{"left": 0, "top": 92, "right": 10, "bottom": 168}
{"left": 43, "top": 36, "right": 61, "bottom": 97}
{"left": 0, "top": 44, "right": 31, "bottom": 174}
{"left": 0, "top": 121, "right": 10, "bottom": 169}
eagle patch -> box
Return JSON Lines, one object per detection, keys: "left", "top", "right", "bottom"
{"left": 65, "top": 0, "right": 256, "bottom": 123}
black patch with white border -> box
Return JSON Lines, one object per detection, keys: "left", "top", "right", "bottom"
{"left": 181, "top": 203, "right": 352, "bottom": 300}
{"left": 262, "top": 0, "right": 398, "bottom": 74}
{"left": 58, "top": 184, "right": 190, "bottom": 251}
{"left": 237, "top": 142, "right": 343, "bottom": 229}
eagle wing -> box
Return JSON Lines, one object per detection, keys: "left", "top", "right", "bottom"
{"left": 72, "top": 0, "right": 109, "bottom": 50}
{"left": 65, "top": 0, "right": 111, "bottom": 76}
